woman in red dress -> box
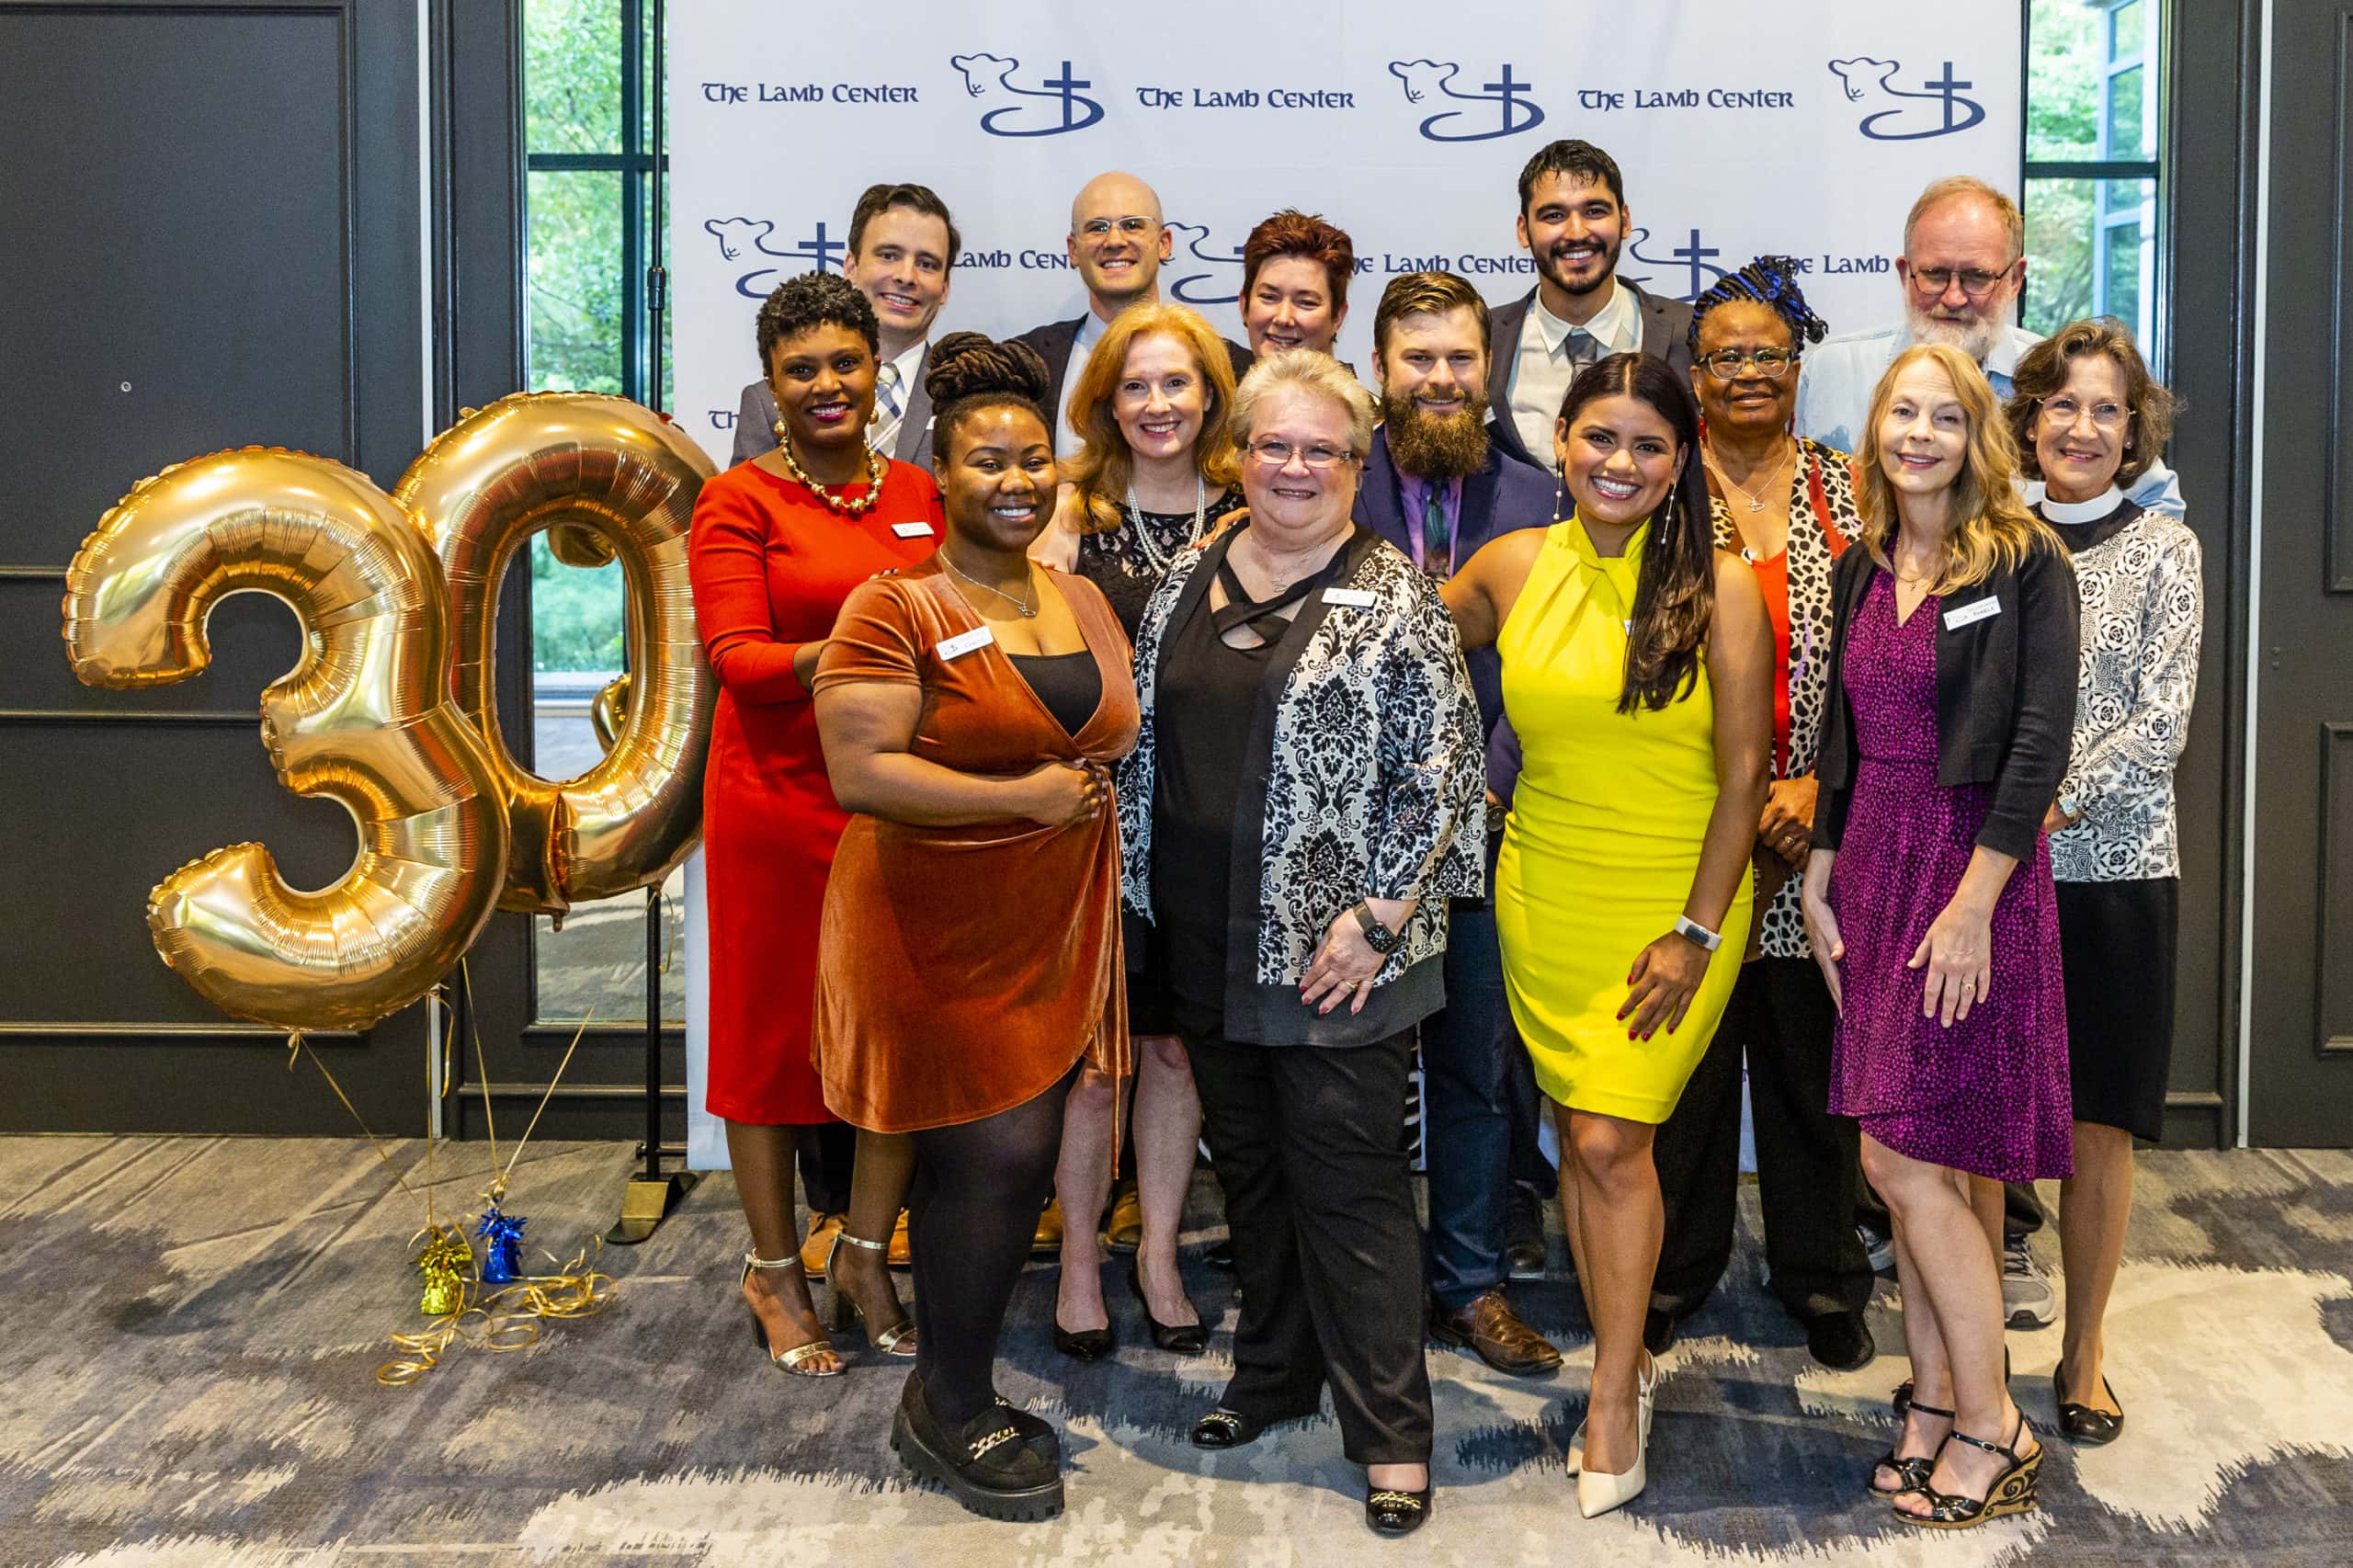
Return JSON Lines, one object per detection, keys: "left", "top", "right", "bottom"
{"left": 689, "top": 271, "right": 941, "bottom": 1374}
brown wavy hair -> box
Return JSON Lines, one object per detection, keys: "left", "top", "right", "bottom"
{"left": 1557, "top": 353, "right": 1718, "bottom": 712}
{"left": 1855, "top": 342, "right": 2057, "bottom": 590}
{"left": 1063, "top": 302, "right": 1243, "bottom": 535}
{"left": 2003, "top": 317, "right": 2176, "bottom": 490}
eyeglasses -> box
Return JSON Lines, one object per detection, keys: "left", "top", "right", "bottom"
{"left": 1907, "top": 265, "right": 2015, "bottom": 301}
{"left": 1076, "top": 216, "right": 1158, "bottom": 239}
{"left": 1245, "top": 437, "right": 1357, "bottom": 470}
{"left": 1699, "top": 347, "right": 1795, "bottom": 380}
{"left": 2040, "top": 395, "right": 2132, "bottom": 430}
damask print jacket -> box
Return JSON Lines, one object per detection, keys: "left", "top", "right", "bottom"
{"left": 2041, "top": 498, "right": 2204, "bottom": 882}
{"left": 1118, "top": 522, "right": 1486, "bottom": 1046}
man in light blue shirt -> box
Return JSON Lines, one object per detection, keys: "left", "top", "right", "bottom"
{"left": 1794, "top": 176, "right": 2182, "bottom": 518}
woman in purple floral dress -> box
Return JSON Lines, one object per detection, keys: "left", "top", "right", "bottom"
{"left": 1802, "top": 343, "right": 2078, "bottom": 1530}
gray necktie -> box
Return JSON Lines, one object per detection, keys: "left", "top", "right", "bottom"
{"left": 871, "top": 361, "right": 904, "bottom": 456}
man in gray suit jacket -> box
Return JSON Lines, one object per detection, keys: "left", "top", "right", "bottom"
{"left": 731, "top": 182, "right": 959, "bottom": 468}
{"left": 1483, "top": 140, "right": 1693, "bottom": 475}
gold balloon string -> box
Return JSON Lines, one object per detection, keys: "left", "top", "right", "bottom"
{"left": 286, "top": 1030, "right": 428, "bottom": 1205}
{"left": 460, "top": 958, "right": 499, "bottom": 1172}
{"left": 375, "top": 1236, "right": 615, "bottom": 1387}
{"left": 497, "top": 1005, "right": 597, "bottom": 1193}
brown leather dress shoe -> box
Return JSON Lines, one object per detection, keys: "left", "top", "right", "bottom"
{"left": 1031, "top": 1199, "right": 1065, "bottom": 1256}
{"left": 887, "top": 1208, "right": 912, "bottom": 1268}
{"left": 800, "top": 1212, "right": 846, "bottom": 1279}
{"left": 1428, "top": 1288, "right": 1563, "bottom": 1376}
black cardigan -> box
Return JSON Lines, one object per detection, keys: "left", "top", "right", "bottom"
{"left": 1814, "top": 538, "right": 2080, "bottom": 862}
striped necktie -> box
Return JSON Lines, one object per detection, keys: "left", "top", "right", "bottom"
{"left": 871, "top": 361, "right": 904, "bottom": 455}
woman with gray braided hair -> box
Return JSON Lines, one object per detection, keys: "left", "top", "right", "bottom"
{"left": 1647, "top": 256, "right": 1881, "bottom": 1373}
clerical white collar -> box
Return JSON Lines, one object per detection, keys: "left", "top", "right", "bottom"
{"left": 2040, "top": 485, "right": 2124, "bottom": 525}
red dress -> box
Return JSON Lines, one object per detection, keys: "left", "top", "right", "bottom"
{"left": 689, "top": 459, "right": 943, "bottom": 1123}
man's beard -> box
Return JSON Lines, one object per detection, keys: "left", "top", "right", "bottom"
{"left": 1905, "top": 299, "right": 2005, "bottom": 365}
{"left": 1382, "top": 388, "right": 1492, "bottom": 480}
{"left": 1534, "top": 233, "right": 1621, "bottom": 301}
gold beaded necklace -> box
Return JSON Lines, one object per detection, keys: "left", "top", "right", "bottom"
{"left": 773, "top": 427, "right": 886, "bottom": 517}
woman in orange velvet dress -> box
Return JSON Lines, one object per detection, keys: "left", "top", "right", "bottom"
{"left": 812, "top": 334, "right": 1138, "bottom": 1523}
{"left": 689, "top": 272, "right": 938, "bottom": 1376}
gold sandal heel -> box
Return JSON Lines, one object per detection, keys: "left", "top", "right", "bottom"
{"left": 741, "top": 1250, "right": 842, "bottom": 1378}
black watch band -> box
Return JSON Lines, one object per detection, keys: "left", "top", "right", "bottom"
{"left": 1352, "top": 902, "right": 1404, "bottom": 954}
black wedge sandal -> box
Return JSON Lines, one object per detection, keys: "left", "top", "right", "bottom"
{"left": 1894, "top": 1412, "right": 2042, "bottom": 1529}
{"left": 1867, "top": 1399, "right": 1954, "bottom": 1496}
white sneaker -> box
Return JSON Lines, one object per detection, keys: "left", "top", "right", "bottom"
{"left": 2002, "top": 1236, "right": 2057, "bottom": 1329}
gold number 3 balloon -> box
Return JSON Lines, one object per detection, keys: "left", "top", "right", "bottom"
{"left": 60, "top": 392, "right": 718, "bottom": 1033}
{"left": 61, "top": 449, "right": 514, "bottom": 1031}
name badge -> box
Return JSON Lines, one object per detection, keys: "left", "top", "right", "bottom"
{"left": 935, "top": 625, "right": 995, "bottom": 662}
{"left": 1943, "top": 596, "right": 2002, "bottom": 631}
{"left": 891, "top": 520, "right": 934, "bottom": 539}
{"left": 1323, "top": 586, "right": 1375, "bottom": 608}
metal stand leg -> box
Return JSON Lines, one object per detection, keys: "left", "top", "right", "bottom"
{"left": 607, "top": 882, "right": 696, "bottom": 1244}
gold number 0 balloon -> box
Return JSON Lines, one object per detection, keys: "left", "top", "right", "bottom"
{"left": 60, "top": 449, "right": 513, "bottom": 1032}
{"left": 397, "top": 392, "right": 716, "bottom": 918}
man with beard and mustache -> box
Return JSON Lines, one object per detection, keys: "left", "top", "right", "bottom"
{"left": 1487, "top": 140, "right": 1694, "bottom": 475}
{"left": 1795, "top": 176, "right": 2180, "bottom": 517}
{"left": 1352, "top": 272, "right": 1563, "bottom": 1376}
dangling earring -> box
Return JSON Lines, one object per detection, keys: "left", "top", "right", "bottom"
{"left": 1552, "top": 475, "right": 1566, "bottom": 524}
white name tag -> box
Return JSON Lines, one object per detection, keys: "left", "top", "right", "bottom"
{"left": 1943, "top": 596, "right": 2002, "bottom": 631}
{"left": 891, "top": 520, "right": 934, "bottom": 539}
{"left": 1323, "top": 586, "right": 1375, "bottom": 608}
{"left": 935, "top": 626, "right": 995, "bottom": 662}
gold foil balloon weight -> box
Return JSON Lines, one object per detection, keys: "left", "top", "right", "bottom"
{"left": 415, "top": 1225, "right": 474, "bottom": 1317}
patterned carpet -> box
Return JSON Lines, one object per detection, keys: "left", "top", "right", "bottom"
{"left": 3, "top": 1135, "right": 2349, "bottom": 1565}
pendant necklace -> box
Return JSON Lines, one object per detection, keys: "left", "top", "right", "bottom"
{"left": 1704, "top": 438, "right": 1794, "bottom": 514}
{"left": 942, "top": 549, "right": 1037, "bottom": 618}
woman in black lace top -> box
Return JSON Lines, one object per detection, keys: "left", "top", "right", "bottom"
{"left": 1030, "top": 301, "right": 1242, "bottom": 1367}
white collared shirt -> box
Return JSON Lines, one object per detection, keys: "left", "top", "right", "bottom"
{"left": 1506, "top": 278, "right": 1641, "bottom": 472}
{"left": 1060, "top": 312, "right": 1108, "bottom": 454}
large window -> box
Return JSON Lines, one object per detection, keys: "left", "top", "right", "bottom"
{"left": 523, "top": 0, "right": 680, "bottom": 1028}
{"left": 2022, "top": 0, "right": 2165, "bottom": 366}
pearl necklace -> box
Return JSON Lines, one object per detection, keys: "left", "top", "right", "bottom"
{"left": 775, "top": 433, "right": 886, "bottom": 517}
{"left": 1703, "top": 438, "right": 1795, "bottom": 514}
{"left": 1125, "top": 475, "right": 1209, "bottom": 575}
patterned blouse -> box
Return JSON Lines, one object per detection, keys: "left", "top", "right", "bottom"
{"left": 2037, "top": 491, "right": 2204, "bottom": 882}
{"left": 1710, "top": 437, "right": 1862, "bottom": 960}
{"left": 1118, "top": 523, "right": 1486, "bottom": 1045}
{"left": 1074, "top": 486, "right": 1245, "bottom": 641}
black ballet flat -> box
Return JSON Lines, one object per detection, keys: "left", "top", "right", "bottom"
{"left": 2053, "top": 1364, "right": 2124, "bottom": 1446}
{"left": 1189, "top": 1407, "right": 1268, "bottom": 1449}
{"left": 1127, "top": 1259, "right": 1208, "bottom": 1355}
{"left": 1052, "top": 1321, "right": 1114, "bottom": 1362}
{"left": 1365, "top": 1483, "right": 1433, "bottom": 1535}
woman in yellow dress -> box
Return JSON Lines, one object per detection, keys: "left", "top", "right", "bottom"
{"left": 1445, "top": 352, "right": 1772, "bottom": 1518}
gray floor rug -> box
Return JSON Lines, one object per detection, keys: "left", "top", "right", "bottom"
{"left": 3, "top": 1135, "right": 2349, "bottom": 1565}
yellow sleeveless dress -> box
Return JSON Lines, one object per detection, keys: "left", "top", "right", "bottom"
{"left": 1495, "top": 517, "right": 1751, "bottom": 1123}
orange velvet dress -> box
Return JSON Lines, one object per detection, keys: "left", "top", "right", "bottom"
{"left": 808, "top": 563, "right": 1141, "bottom": 1132}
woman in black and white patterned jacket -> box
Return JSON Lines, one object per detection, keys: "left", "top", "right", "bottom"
{"left": 2006, "top": 318, "right": 2200, "bottom": 1451}
{"left": 1117, "top": 348, "right": 1485, "bottom": 1535}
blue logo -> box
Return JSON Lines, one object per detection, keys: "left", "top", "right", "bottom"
{"left": 951, "top": 52, "right": 1105, "bottom": 137}
{"left": 1828, "top": 58, "right": 1987, "bottom": 141}
{"left": 704, "top": 218, "right": 847, "bottom": 298}
{"left": 1626, "top": 226, "right": 1727, "bottom": 302}
{"left": 1386, "top": 60, "right": 1545, "bottom": 142}
{"left": 1165, "top": 222, "right": 1244, "bottom": 306}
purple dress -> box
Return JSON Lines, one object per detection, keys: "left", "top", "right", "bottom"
{"left": 1825, "top": 573, "right": 2073, "bottom": 1181}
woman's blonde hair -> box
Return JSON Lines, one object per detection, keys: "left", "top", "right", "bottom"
{"left": 1063, "top": 302, "right": 1243, "bottom": 534}
{"left": 1855, "top": 341, "right": 2057, "bottom": 591}
{"left": 1227, "top": 347, "right": 1378, "bottom": 458}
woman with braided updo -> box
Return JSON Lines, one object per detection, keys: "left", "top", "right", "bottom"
{"left": 1647, "top": 256, "right": 1880, "bottom": 1373}
{"left": 811, "top": 332, "right": 1140, "bottom": 1522}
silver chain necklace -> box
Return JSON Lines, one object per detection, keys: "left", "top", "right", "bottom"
{"left": 1125, "top": 474, "right": 1208, "bottom": 575}
{"left": 941, "top": 549, "right": 1037, "bottom": 618}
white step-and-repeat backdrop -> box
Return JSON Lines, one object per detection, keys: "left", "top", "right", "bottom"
{"left": 669, "top": 0, "right": 2022, "bottom": 1166}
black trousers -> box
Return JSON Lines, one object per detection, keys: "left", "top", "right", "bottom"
{"left": 1653, "top": 958, "right": 1874, "bottom": 1323}
{"left": 1185, "top": 1026, "right": 1433, "bottom": 1466}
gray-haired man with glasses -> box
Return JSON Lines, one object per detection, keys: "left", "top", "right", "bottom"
{"left": 1013, "top": 170, "right": 1253, "bottom": 455}
{"left": 1794, "top": 175, "right": 2181, "bottom": 518}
